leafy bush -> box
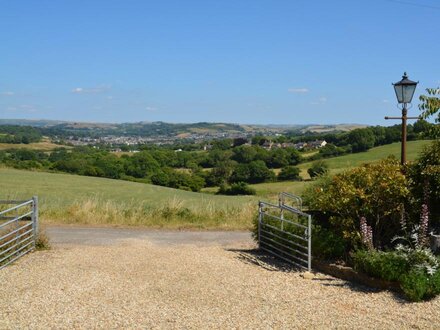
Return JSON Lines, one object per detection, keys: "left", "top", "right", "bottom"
{"left": 230, "top": 161, "right": 275, "bottom": 184}
{"left": 347, "top": 128, "right": 376, "bottom": 152}
{"left": 408, "top": 140, "right": 440, "bottom": 230}
{"left": 353, "top": 248, "right": 440, "bottom": 301}
{"left": 312, "top": 225, "right": 348, "bottom": 260}
{"left": 307, "top": 160, "right": 329, "bottom": 179}
{"left": 352, "top": 250, "right": 408, "bottom": 282}
{"left": 304, "top": 158, "right": 409, "bottom": 250}
{"left": 217, "top": 182, "right": 256, "bottom": 195}
{"left": 418, "top": 87, "right": 440, "bottom": 138}
{"left": 151, "top": 168, "right": 205, "bottom": 192}
{"left": 400, "top": 269, "right": 440, "bottom": 302}
{"left": 278, "top": 166, "right": 301, "bottom": 181}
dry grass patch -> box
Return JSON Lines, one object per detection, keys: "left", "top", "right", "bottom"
{"left": 42, "top": 197, "right": 256, "bottom": 230}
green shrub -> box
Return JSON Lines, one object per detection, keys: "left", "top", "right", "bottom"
{"left": 353, "top": 248, "right": 440, "bottom": 301}
{"left": 278, "top": 166, "right": 301, "bottom": 181}
{"left": 312, "top": 225, "right": 347, "bottom": 260}
{"left": 217, "top": 182, "right": 256, "bottom": 195}
{"left": 307, "top": 160, "right": 329, "bottom": 179}
{"left": 408, "top": 140, "right": 440, "bottom": 230}
{"left": 400, "top": 270, "right": 430, "bottom": 302}
{"left": 304, "top": 158, "right": 409, "bottom": 251}
{"left": 352, "top": 250, "right": 408, "bottom": 282}
{"left": 400, "top": 269, "right": 440, "bottom": 302}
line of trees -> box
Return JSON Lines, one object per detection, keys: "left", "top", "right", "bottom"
{"left": 0, "top": 144, "right": 303, "bottom": 192}
{"left": 0, "top": 119, "right": 434, "bottom": 193}
{"left": 0, "top": 126, "right": 42, "bottom": 144}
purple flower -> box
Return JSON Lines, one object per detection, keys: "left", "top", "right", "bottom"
{"left": 360, "top": 216, "right": 374, "bottom": 250}
{"left": 419, "top": 203, "right": 429, "bottom": 247}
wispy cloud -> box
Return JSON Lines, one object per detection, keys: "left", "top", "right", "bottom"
{"left": 71, "top": 85, "right": 111, "bottom": 94}
{"left": 16, "top": 104, "right": 38, "bottom": 112}
{"left": 146, "top": 106, "right": 158, "bottom": 112}
{"left": 310, "top": 97, "right": 327, "bottom": 105}
{"left": 382, "top": 99, "right": 390, "bottom": 103}
{"left": 1, "top": 91, "right": 14, "bottom": 96}
{"left": 288, "top": 88, "right": 309, "bottom": 93}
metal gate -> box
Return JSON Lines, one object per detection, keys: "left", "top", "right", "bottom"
{"left": 0, "top": 197, "right": 39, "bottom": 270}
{"left": 258, "top": 193, "right": 311, "bottom": 271}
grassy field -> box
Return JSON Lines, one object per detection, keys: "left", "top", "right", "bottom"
{"left": 203, "top": 140, "right": 431, "bottom": 199}
{"left": 247, "top": 140, "right": 431, "bottom": 197}
{"left": 0, "top": 139, "right": 70, "bottom": 151}
{"left": 0, "top": 140, "right": 431, "bottom": 229}
{"left": 297, "top": 140, "right": 431, "bottom": 178}
{"left": 0, "top": 168, "right": 257, "bottom": 229}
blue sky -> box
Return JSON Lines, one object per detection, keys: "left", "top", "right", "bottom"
{"left": 1, "top": 0, "right": 439, "bottom": 125}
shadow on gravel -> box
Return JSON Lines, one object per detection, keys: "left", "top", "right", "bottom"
{"left": 313, "top": 275, "right": 410, "bottom": 303}
{"left": 227, "top": 248, "right": 302, "bottom": 272}
{"left": 227, "top": 248, "right": 410, "bottom": 302}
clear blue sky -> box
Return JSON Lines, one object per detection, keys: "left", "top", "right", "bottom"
{"left": 1, "top": 0, "right": 439, "bottom": 125}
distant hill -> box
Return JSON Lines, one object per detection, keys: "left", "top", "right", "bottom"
{"left": 0, "top": 119, "right": 68, "bottom": 127}
{"left": 0, "top": 119, "right": 368, "bottom": 138}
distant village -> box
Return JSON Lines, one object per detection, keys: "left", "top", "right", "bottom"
{"left": 61, "top": 130, "right": 256, "bottom": 147}
{"left": 62, "top": 131, "right": 254, "bottom": 147}
{"left": 61, "top": 132, "right": 327, "bottom": 153}
{"left": 260, "top": 140, "right": 327, "bottom": 150}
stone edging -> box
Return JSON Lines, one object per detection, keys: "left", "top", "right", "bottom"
{"left": 313, "top": 260, "right": 402, "bottom": 293}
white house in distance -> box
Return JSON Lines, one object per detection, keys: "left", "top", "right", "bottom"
{"left": 307, "top": 140, "right": 327, "bottom": 149}
{"left": 262, "top": 140, "right": 327, "bottom": 150}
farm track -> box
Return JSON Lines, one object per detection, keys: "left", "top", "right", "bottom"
{"left": 45, "top": 225, "right": 253, "bottom": 246}
{"left": 0, "top": 228, "right": 439, "bottom": 329}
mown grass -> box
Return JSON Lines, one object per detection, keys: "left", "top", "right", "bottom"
{"left": 0, "top": 168, "right": 257, "bottom": 229}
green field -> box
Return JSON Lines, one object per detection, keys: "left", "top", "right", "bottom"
{"left": 298, "top": 140, "right": 430, "bottom": 177}
{"left": 0, "top": 140, "right": 432, "bottom": 229}
{"left": 247, "top": 140, "right": 431, "bottom": 198}
{"left": 0, "top": 139, "right": 71, "bottom": 151}
{"left": 0, "top": 168, "right": 256, "bottom": 229}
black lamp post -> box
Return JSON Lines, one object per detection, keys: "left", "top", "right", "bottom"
{"left": 385, "top": 72, "right": 419, "bottom": 165}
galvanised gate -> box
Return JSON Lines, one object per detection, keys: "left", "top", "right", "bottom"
{"left": 0, "top": 197, "right": 39, "bottom": 270}
{"left": 258, "top": 193, "right": 311, "bottom": 271}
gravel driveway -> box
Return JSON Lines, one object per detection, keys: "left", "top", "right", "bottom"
{"left": 1, "top": 228, "right": 439, "bottom": 329}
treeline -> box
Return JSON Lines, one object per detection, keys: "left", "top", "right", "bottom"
{"left": 285, "top": 121, "right": 435, "bottom": 160}
{"left": 0, "top": 120, "right": 434, "bottom": 194}
{"left": 0, "top": 126, "right": 42, "bottom": 144}
{"left": 0, "top": 144, "right": 303, "bottom": 192}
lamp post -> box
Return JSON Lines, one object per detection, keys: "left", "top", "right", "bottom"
{"left": 385, "top": 72, "right": 419, "bottom": 165}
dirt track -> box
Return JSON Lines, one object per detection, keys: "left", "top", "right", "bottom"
{"left": 45, "top": 225, "right": 253, "bottom": 246}
{"left": 1, "top": 228, "right": 439, "bottom": 329}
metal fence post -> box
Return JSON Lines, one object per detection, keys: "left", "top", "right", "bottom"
{"left": 308, "top": 214, "right": 312, "bottom": 272}
{"left": 258, "top": 202, "right": 263, "bottom": 248}
{"left": 32, "top": 196, "right": 39, "bottom": 248}
{"left": 279, "top": 195, "right": 284, "bottom": 230}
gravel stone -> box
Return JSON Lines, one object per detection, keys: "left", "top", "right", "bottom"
{"left": 1, "top": 239, "right": 439, "bottom": 329}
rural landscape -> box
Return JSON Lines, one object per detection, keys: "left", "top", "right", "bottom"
{"left": 1, "top": 1, "right": 440, "bottom": 329}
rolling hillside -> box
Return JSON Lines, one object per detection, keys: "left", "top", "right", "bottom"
{"left": 248, "top": 140, "right": 432, "bottom": 198}
{"left": 0, "top": 168, "right": 256, "bottom": 229}
{"left": 1, "top": 140, "right": 431, "bottom": 229}
{"left": 297, "top": 139, "right": 431, "bottom": 176}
